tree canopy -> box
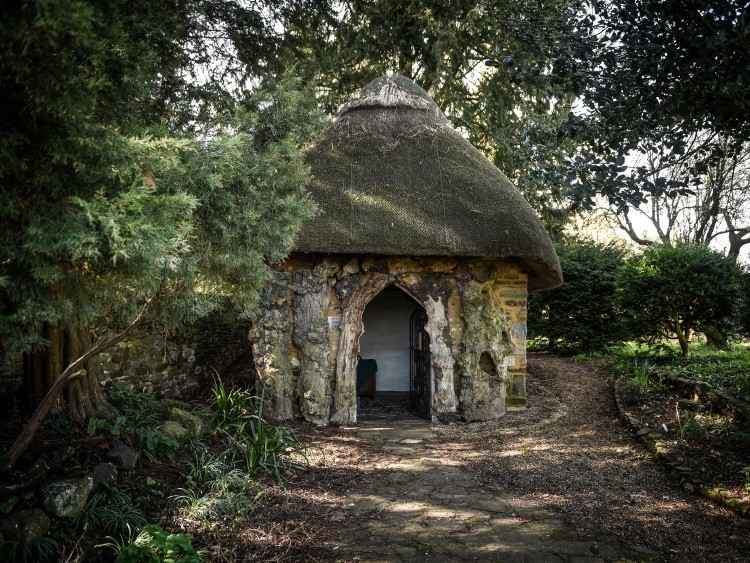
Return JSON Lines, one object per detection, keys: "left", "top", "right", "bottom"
{"left": 566, "top": 0, "right": 750, "bottom": 208}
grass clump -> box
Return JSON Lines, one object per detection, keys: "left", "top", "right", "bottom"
{"left": 75, "top": 486, "right": 147, "bottom": 534}
{"left": 210, "top": 374, "right": 311, "bottom": 481}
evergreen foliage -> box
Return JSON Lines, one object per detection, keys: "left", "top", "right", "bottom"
{"left": 566, "top": 0, "right": 750, "bottom": 207}
{"left": 291, "top": 0, "right": 585, "bottom": 233}
{"left": 616, "top": 244, "right": 743, "bottom": 358}
{"left": 0, "top": 0, "right": 323, "bottom": 419}
{"left": 528, "top": 240, "right": 627, "bottom": 353}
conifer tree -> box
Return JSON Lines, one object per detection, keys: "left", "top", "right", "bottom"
{"left": 0, "top": 0, "right": 322, "bottom": 461}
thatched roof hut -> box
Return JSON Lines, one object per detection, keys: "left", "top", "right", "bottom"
{"left": 249, "top": 75, "right": 562, "bottom": 426}
{"left": 296, "top": 74, "right": 562, "bottom": 291}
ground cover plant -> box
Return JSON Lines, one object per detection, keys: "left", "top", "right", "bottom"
{"left": 0, "top": 367, "right": 316, "bottom": 561}
{"left": 612, "top": 342, "right": 750, "bottom": 403}
{"left": 612, "top": 342, "right": 750, "bottom": 513}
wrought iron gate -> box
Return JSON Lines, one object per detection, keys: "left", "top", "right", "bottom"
{"left": 409, "top": 308, "right": 431, "bottom": 418}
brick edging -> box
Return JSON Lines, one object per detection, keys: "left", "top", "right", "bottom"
{"left": 613, "top": 376, "right": 750, "bottom": 519}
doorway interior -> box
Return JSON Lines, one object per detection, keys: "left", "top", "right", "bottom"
{"left": 357, "top": 285, "right": 431, "bottom": 420}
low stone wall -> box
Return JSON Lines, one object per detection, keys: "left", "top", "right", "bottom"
{"left": 98, "top": 306, "right": 252, "bottom": 398}
{"left": 0, "top": 351, "right": 23, "bottom": 395}
{"left": 613, "top": 376, "right": 750, "bottom": 519}
{"left": 652, "top": 370, "right": 750, "bottom": 424}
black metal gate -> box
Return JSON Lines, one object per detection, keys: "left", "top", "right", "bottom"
{"left": 409, "top": 308, "right": 431, "bottom": 418}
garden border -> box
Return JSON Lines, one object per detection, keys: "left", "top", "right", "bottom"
{"left": 613, "top": 375, "right": 750, "bottom": 519}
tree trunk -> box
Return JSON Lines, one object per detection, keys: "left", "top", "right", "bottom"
{"left": 3, "top": 301, "right": 149, "bottom": 470}
{"left": 22, "top": 323, "right": 113, "bottom": 423}
{"left": 703, "top": 324, "right": 729, "bottom": 349}
{"left": 675, "top": 318, "right": 691, "bottom": 359}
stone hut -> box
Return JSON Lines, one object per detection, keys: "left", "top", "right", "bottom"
{"left": 249, "top": 75, "right": 562, "bottom": 425}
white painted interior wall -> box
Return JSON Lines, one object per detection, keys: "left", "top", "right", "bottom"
{"left": 359, "top": 288, "right": 419, "bottom": 392}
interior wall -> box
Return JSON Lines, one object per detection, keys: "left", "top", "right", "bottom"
{"left": 359, "top": 288, "right": 419, "bottom": 392}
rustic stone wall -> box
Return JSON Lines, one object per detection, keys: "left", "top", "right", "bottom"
{"left": 249, "top": 254, "right": 529, "bottom": 425}
{"left": 99, "top": 305, "right": 252, "bottom": 398}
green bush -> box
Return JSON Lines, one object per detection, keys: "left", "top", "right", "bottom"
{"left": 616, "top": 244, "right": 743, "bottom": 358}
{"left": 528, "top": 239, "right": 627, "bottom": 354}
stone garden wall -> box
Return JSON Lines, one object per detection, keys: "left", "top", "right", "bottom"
{"left": 2, "top": 302, "right": 251, "bottom": 400}
{"left": 98, "top": 306, "right": 252, "bottom": 398}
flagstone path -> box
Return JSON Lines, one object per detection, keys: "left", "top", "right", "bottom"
{"left": 330, "top": 418, "right": 657, "bottom": 562}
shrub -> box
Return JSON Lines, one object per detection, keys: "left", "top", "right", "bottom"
{"left": 616, "top": 244, "right": 743, "bottom": 358}
{"left": 528, "top": 239, "right": 627, "bottom": 354}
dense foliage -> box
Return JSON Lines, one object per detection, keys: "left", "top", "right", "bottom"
{"left": 616, "top": 244, "right": 743, "bottom": 358}
{"left": 292, "top": 0, "right": 587, "bottom": 234}
{"left": 0, "top": 0, "right": 322, "bottom": 418}
{"left": 567, "top": 0, "right": 750, "bottom": 208}
{"left": 529, "top": 240, "right": 627, "bottom": 353}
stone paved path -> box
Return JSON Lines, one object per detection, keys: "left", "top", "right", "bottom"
{"left": 332, "top": 419, "right": 657, "bottom": 562}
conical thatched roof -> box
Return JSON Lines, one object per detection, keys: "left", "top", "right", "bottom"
{"left": 296, "top": 75, "right": 562, "bottom": 291}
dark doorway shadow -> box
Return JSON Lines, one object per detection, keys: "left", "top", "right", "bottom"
{"left": 358, "top": 392, "right": 423, "bottom": 422}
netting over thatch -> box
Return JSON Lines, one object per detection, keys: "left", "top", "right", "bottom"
{"left": 296, "top": 75, "right": 562, "bottom": 291}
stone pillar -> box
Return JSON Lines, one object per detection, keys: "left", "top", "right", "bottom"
{"left": 292, "top": 261, "right": 338, "bottom": 425}
{"left": 249, "top": 276, "right": 294, "bottom": 420}
{"left": 492, "top": 264, "right": 529, "bottom": 409}
{"left": 458, "top": 279, "right": 514, "bottom": 421}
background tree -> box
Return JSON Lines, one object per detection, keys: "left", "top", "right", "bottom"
{"left": 288, "top": 0, "right": 588, "bottom": 235}
{"left": 567, "top": 0, "right": 750, "bottom": 208}
{"left": 0, "top": 0, "right": 323, "bottom": 426}
{"left": 528, "top": 239, "right": 627, "bottom": 354}
{"left": 604, "top": 136, "right": 750, "bottom": 257}
{"left": 616, "top": 244, "right": 743, "bottom": 358}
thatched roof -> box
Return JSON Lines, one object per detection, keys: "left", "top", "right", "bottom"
{"left": 296, "top": 75, "right": 562, "bottom": 291}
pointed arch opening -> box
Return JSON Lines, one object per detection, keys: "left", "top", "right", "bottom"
{"left": 357, "top": 284, "right": 430, "bottom": 420}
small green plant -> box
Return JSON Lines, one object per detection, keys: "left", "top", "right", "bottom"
{"left": 0, "top": 537, "right": 59, "bottom": 562}
{"left": 211, "top": 372, "right": 254, "bottom": 437}
{"left": 131, "top": 426, "right": 179, "bottom": 461}
{"left": 0, "top": 496, "right": 19, "bottom": 514}
{"left": 210, "top": 374, "right": 312, "bottom": 482}
{"left": 107, "top": 524, "right": 204, "bottom": 562}
{"left": 88, "top": 416, "right": 128, "bottom": 437}
{"left": 75, "top": 486, "right": 147, "bottom": 534}
{"left": 108, "top": 382, "right": 162, "bottom": 418}
{"left": 175, "top": 446, "right": 262, "bottom": 523}
{"left": 87, "top": 415, "right": 179, "bottom": 461}
{"left": 741, "top": 466, "right": 750, "bottom": 494}
{"left": 674, "top": 406, "right": 709, "bottom": 442}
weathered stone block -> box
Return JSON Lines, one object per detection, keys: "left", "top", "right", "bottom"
{"left": 161, "top": 420, "right": 187, "bottom": 440}
{"left": 107, "top": 443, "right": 139, "bottom": 470}
{"left": 168, "top": 407, "right": 205, "bottom": 438}
{"left": 42, "top": 477, "right": 94, "bottom": 518}
{"left": 0, "top": 508, "right": 51, "bottom": 544}
{"left": 90, "top": 462, "right": 118, "bottom": 492}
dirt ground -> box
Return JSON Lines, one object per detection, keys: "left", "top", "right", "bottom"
{"left": 225, "top": 352, "right": 750, "bottom": 562}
